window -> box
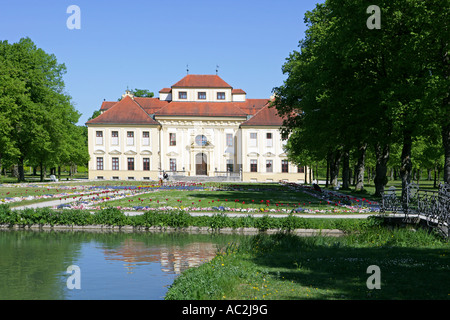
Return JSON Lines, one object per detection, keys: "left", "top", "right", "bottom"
{"left": 111, "top": 131, "right": 118, "bottom": 145}
{"left": 217, "top": 92, "right": 225, "bottom": 100}
{"left": 297, "top": 166, "right": 304, "bottom": 173}
{"left": 142, "top": 131, "right": 150, "bottom": 146}
{"left": 195, "top": 135, "right": 207, "bottom": 146}
{"left": 169, "top": 133, "right": 176, "bottom": 146}
{"left": 266, "top": 132, "right": 273, "bottom": 147}
{"left": 127, "top": 158, "right": 134, "bottom": 171}
{"left": 96, "top": 131, "right": 103, "bottom": 145}
{"left": 170, "top": 158, "right": 177, "bottom": 172}
{"left": 250, "top": 159, "right": 257, "bottom": 172}
{"left": 282, "top": 160, "right": 289, "bottom": 173}
{"left": 227, "top": 159, "right": 233, "bottom": 172}
{"left": 96, "top": 157, "right": 103, "bottom": 170}
{"left": 226, "top": 133, "right": 233, "bottom": 147}
{"left": 143, "top": 158, "right": 150, "bottom": 171}
{"left": 249, "top": 132, "right": 257, "bottom": 147}
{"left": 266, "top": 160, "right": 273, "bottom": 173}
{"left": 179, "top": 91, "right": 187, "bottom": 99}
{"left": 198, "top": 92, "right": 206, "bottom": 100}
{"left": 112, "top": 158, "right": 119, "bottom": 171}
{"left": 127, "top": 131, "right": 134, "bottom": 145}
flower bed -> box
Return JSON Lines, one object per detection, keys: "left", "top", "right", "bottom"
{"left": 1, "top": 181, "right": 381, "bottom": 214}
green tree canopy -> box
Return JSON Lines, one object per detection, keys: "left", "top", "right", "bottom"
{"left": 0, "top": 37, "right": 89, "bottom": 181}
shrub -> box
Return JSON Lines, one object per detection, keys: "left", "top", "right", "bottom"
{"left": 255, "top": 215, "right": 278, "bottom": 231}
{"left": 208, "top": 213, "right": 232, "bottom": 230}
{"left": 165, "top": 210, "right": 192, "bottom": 228}
{"left": 0, "top": 204, "right": 17, "bottom": 225}
{"left": 94, "top": 207, "right": 129, "bottom": 226}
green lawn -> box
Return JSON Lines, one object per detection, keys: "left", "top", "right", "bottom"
{"left": 166, "top": 230, "right": 450, "bottom": 300}
{"left": 95, "top": 183, "right": 338, "bottom": 213}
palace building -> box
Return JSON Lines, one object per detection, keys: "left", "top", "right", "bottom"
{"left": 86, "top": 74, "right": 310, "bottom": 182}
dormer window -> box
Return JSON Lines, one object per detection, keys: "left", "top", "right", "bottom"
{"left": 198, "top": 92, "right": 206, "bottom": 100}
{"left": 217, "top": 92, "right": 225, "bottom": 100}
{"left": 179, "top": 91, "right": 187, "bottom": 99}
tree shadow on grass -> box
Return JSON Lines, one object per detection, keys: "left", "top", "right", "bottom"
{"left": 248, "top": 233, "right": 450, "bottom": 300}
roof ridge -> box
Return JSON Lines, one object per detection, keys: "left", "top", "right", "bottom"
{"left": 86, "top": 95, "right": 159, "bottom": 125}
{"left": 131, "top": 96, "right": 153, "bottom": 117}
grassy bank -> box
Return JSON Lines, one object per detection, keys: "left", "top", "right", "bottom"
{"left": 165, "top": 227, "right": 449, "bottom": 300}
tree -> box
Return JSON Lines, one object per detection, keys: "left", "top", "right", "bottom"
{"left": 118, "top": 88, "right": 154, "bottom": 101}
{"left": 273, "top": 0, "right": 449, "bottom": 198}
{"left": 0, "top": 37, "right": 88, "bottom": 181}
{"left": 132, "top": 88, "right": 154, "bottom": 98}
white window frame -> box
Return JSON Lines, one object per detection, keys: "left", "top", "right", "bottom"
{"left": 142, "top": 131, "right": 150, "bottom": 146}
{"left": 249, "top": 132, "right": 257, "bottom": 147}
{"left": 111, "top": 131, "right": 119, "bottom": 146}
{"left": 96, "top": 131, "right": 103, "bottom": 145}
{"left": 127, "top": 131, "right": 134, "bottom": 146}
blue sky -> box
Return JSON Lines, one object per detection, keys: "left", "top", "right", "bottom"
{"left": 0, "top": 0, "right": 321, "bottom": 125}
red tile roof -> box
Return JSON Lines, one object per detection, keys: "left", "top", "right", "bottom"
{"left": 232, "top": 89, "right": 246, "bottom": 94}
{"left": 88, "top": 76, "right": 285, "bottom": 126}
{"left": 100, "top": 101, "right": 117, "bottom": 111}
{"left": 86, "top": 96, "right": 160, "bottom": 125}
{"left": 240, "top": 104, "right": 285, "bottom": 127}
{"left": 159, "top": 88, "right": 172, "bottom": 93}
{"left": 134, "top": 97, "right": 169, "bottom": 114}
{"left": 172, "top": 75, "right": 232, "bottom": 88}
{"left": 235, "top": 99, "right": 270, "bottom": 116}
{"left": 155, "top": 101, "right": 248, "bottom": 117}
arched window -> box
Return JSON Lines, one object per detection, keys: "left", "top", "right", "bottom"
{"left": 195, "top": 135, "right": 207, "bottom": 146}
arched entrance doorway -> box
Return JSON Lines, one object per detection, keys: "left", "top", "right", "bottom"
{"left": 196, "top": 153, "right": 207, "bottom": 176}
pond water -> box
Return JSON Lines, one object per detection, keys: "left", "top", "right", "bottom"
{"left": 0, "top": 230, "right": 244, "bottom": 300}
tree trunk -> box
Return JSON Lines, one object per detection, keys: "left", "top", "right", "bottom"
{"left": 441, "top": 37, "right": 450, "bottom": 184}
{"left": 40, "top": 162, "right": 44, "bottom": 182}
{"left": 442, "top": 123, "right": 450, "bottom": 184}
{"left": 400, "top": 132, "right": 413, "bottom": 209}
{"left": 342, "top": 148, "right": 350, "bottom": 189}
{"left": 355, "top": 144, "right": 367, "bottom": 191}
{"left": 434, "top": 166, "right": 438, "bottom": 188}
{"left": 326, "top": 152, "right": 331, "bottom": 188}
{"left": 330, "top": 150, "right": 341, "bottom": 187}
{"left": 374, "top": 143, "right": 390, "bottom": 197}
{"left": 18, "top": 157, "right": 25, "bottom": 182}
{"left": 315, "top": 163, "right": 319, "bottom": 184}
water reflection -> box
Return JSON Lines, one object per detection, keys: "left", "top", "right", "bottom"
{"left": 0, "top": 230, "right": 242, "bottom": 300}
{"left": 103, "top": 238, "right": 217, "bottom": 274}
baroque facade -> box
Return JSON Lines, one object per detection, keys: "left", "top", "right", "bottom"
{"left": 86, "top": 74, "right": 310, "bottom": 182}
